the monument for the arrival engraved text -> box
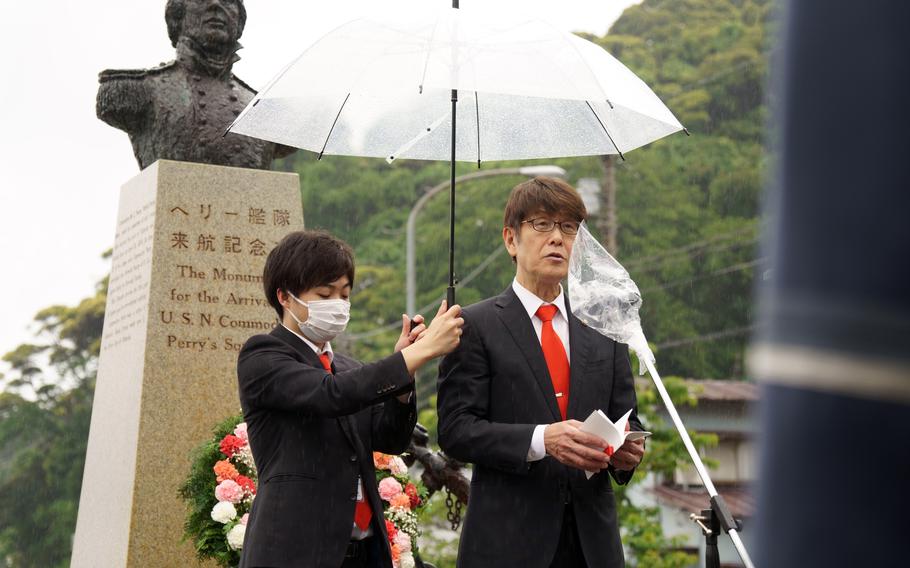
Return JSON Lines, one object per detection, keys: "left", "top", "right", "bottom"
{"left": 71, "top": 160, "right": 302, "bottom": 567}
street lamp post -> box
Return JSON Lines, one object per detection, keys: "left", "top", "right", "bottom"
{"left": 406, "top": 165, "right": 566, "bottom": 316}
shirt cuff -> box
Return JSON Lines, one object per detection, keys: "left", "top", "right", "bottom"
{"left": 526, "top": 424, "right": 548, "bottom": 461}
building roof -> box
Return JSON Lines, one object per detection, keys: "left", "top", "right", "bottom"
{"left": 690, "top": 379, "right": 759, "bottom": 402}
{"left": 649, "top": 484, "right": 755, "bottom": 518}
{"left": 636, "top": 378, "right": 759, "bottom": 402}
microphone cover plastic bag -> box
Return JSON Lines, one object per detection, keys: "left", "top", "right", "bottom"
{"left": 568, "top": 222, "right": 655, "bottom": 374}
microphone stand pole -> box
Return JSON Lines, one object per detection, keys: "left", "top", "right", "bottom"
{"left": 643, "top": 358, "right": 756, "bottom": 568}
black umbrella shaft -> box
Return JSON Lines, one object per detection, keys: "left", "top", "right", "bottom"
{"left": 447, "top": 0, "right": 458, "bottom": 309}
{"left": 448, "top": 88, "right": 457, "bottom": 309}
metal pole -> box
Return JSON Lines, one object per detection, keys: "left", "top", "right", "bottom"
{"left": 448, "top": 89, "right": 458, "bottom": 309}
{"left": 599, "top": 154, "right": 618, "bottom": 256}
{"left": 644, "top": 358, "right": 756, "bottom": 568}
{"left": 406, "top": 207, "right": 420, "bottom": 317}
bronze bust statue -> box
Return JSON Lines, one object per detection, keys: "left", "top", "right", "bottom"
{"left": 97, "top": 0, "right": 293, "bottom": 170}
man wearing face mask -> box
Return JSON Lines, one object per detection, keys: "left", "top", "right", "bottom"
{"left": 237, "top": 230, "right": 464, "bottom": 568}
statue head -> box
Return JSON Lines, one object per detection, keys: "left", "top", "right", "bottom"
{"left": 165, "top": 0, "right": 247, "bottom": 50}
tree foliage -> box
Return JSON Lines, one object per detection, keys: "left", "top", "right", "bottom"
{"left": 0, "top": 269, "right": 105, "bottom": 567}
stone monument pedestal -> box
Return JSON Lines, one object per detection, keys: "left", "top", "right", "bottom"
{"left": 71, "top": 160, "right": 302, "bottom": 567}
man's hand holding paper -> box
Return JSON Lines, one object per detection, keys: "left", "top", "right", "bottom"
{"left": 579, "top": 408, "right": 651, "bottom": 478}
{"left": 611, "top": 419, "right": 646, "bottom": 472}
{"left": 543, "top": 420, "right": 613, "bottom": 472}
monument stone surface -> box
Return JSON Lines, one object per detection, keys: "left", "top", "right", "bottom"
{"left": 71, "top": 160, "right": 302, "bottom": 567}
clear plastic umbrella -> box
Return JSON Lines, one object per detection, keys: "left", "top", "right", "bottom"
{"left": 229, "top": 6, "right": 682, "bottom": 163}
{"left": 567, "top": 222, "right": 756, "bottom": 568}
{"left": 227, "top": 4, "right": 684, "bottom": 304}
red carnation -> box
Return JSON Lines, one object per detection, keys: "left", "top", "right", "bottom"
{"left": 236, "top": 474, "right": 257, "bottom": 495}
{"left": 405, "top": 483, "right": 420, "bottom": 508}
{"left": 385, "top": 518, "right": 398, "bottom": 540}
{"left": 219, "top": 434, "right": 245, "bottom": 458}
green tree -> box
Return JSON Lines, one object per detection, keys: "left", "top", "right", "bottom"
{"left": 0, "top": 267, "right": 106, "bottom": 566}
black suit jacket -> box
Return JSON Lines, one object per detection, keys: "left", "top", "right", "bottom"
{"left": 437, "top": 286, "right": 642, "bottom": 568}
{"left": 237, "top": 325, "right": 417, "bottom": 568}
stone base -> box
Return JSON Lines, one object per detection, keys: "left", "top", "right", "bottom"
{"left": 71, "top": 160, "right": 302, "bottom": 567}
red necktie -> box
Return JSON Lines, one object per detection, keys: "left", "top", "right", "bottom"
{"left": 318, "top": 352, "right": 333, "bottom": 373}
{"left": 536, "top": 304, "right": 570, "bottom": 420}
{"left": 318, "top": 351, "right": 373, "bottom": 531}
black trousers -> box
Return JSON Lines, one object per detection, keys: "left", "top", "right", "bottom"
{"left": 341, "top": 535, "right": 384, "bottom": 568}
{"left": 550, "top": 504, "right": 588, "bottom": 568}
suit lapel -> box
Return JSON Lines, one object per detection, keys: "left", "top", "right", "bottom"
{"left": 271, "top": 325, "right": 323, "bottom": 368}
{"left": 495, "top": 287, "right": 562, "bottom": 423}
{"left": 565, "top": 294, "right": 595, "bottom": 421}
{"left": 271, "top": 326, "right": 358, "bottom": 448}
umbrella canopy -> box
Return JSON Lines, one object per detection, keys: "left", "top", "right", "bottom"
{"left": 228, "top": 6, "right": 683, "bottom": 163}
{"left": 227, "top": 5, "right": 685, "bottom": 307}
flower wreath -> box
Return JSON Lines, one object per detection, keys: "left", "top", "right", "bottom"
{"left": 373, "top": 452, "right": 429, "bottom": 568}
{"left": 180, "top": 414, "right": 428, "bottom": 568}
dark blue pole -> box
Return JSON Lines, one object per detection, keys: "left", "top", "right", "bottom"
{"left": 753, "top": 1, "right": 910, "bottom": 566}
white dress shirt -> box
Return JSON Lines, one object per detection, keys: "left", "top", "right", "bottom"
{"left": 282, "top": 323, "right": 334, "bottom": 360}
{"left": 509, "top": 280, "right": 571, "bottom": 462}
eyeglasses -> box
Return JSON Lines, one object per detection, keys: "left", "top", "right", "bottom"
{"left": 521, "top": 218, "right": 580, "bottom": 235}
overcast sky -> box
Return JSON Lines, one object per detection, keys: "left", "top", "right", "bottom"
{"left": 0, "top": 0, "right": 639, "bottom": 367}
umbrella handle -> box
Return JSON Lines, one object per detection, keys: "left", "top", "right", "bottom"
{"left": 446, "top": 286, "right": 456, "bottom": 310}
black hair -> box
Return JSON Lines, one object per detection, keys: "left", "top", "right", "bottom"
{"left": 262, "top": 230, "right": 355, "bottom": 319}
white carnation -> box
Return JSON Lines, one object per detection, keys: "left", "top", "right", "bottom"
{"left": 399, "top": 551, "right": 415, "bottom": 568}
{"left": 227, "top": 523, "right": 246, "bottom": 550}
{"left": 210, "top": 501, "right": 237, "bottom": 524}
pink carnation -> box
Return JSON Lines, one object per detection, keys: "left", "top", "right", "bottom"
{"left": 234, "top": 422, "right": 249, "bottom": 443}
{"left": 389, "top": 456, "right": 408, "bottom": 476}
{"left": 393, "top": 529, "right": 412, "bottom": 553}
{"left": 240, "top": 513, "right": 249, "bottom": 525}
{"left": 378, "top": 477, "right": 403, "bottom": 502}
{"left": 215, "top": 479, "right": 244, "bottom": 503}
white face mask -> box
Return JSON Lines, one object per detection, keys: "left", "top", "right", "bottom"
{"left": 286, "top": 293, "right": 351, "bottom": 343}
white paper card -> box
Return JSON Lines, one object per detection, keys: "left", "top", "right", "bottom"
{"left": 579, "top": 408, "right": 652, "bottom": 479}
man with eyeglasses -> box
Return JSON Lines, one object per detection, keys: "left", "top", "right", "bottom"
{"left": 438, "top": 176, "right": 645, "bottom": 567}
